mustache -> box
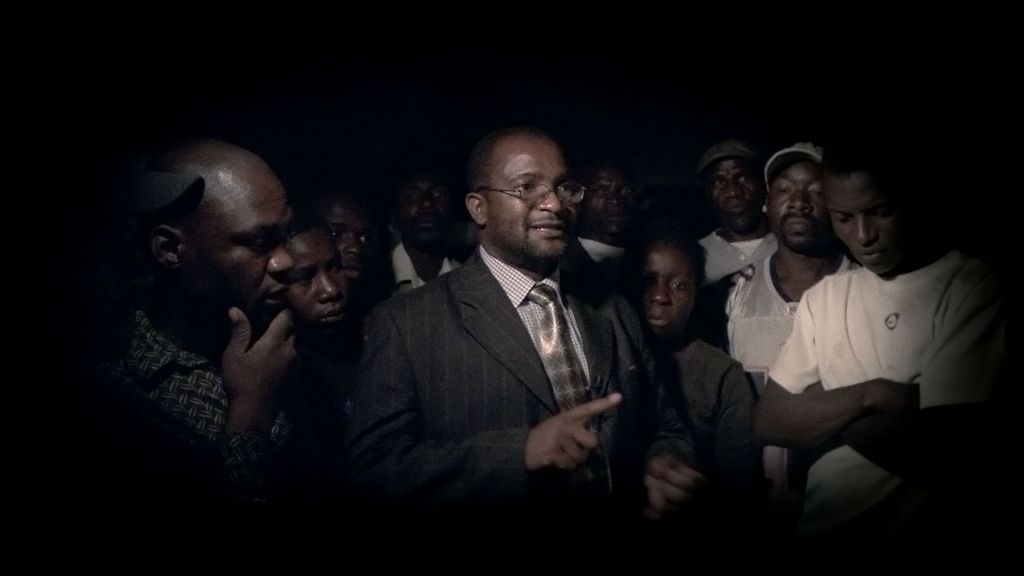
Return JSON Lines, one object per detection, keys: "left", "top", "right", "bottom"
{"left": 781, "top": 213, "right": 826, "bottom": 228}
{"left": 528, "top": 214, "right": 572, "bottom": 228}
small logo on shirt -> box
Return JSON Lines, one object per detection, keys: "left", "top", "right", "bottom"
{"left": 884, "top": 313, "right": 900, "bottom": 330}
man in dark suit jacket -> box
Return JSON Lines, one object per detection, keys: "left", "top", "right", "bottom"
{"left": 346, "top": 127, "right": 704, "bottom": 523}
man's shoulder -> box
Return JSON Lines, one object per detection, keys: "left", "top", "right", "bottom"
{"left": 572, "top": 291, "right": 644, "bottom": 343}
{"left": 942, "top": 250, "right": 1000, "bottom": 286}
{"left": 698, "top": 230, "right": 722, "bottom": 249}
{"left": 929, "top": 251, "right": 1003, "bottom": 312}
{"left": 724, "top": 259, "right": 764, "bottom": 312}
{"left": 568, "top": 287, "right": 629, "bottom": 316}
{"left": 376, "top": 260, "right": 491, "bottom": 316}
{"left": 681, "top": 339, "right": 743, "bottom": 380}
{"left": 98, "top": 310, "right": 206, "bottom": 382}
{"left": 805, "top": 264, "right": 863, "bottom": 298}
{"left": 377, "top": 272, "right": 454, "bottom": 313}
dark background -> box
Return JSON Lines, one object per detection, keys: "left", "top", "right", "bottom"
{"left": 65, "top": 45, "right": 1005, "bottom": 244}
{"left": 48, "top": 46, "right": 1008, "bottom": 531}
{"left": 57, "top": 46, "right": 1006, "bottom": 348}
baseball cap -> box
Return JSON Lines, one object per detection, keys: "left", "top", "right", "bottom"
{"left": 696, "top": 139, "right": 761, "bottom": 176}
{"left": 116, "top": 170, "right": 204, "bottom": 214}
{"left": 764, "top": 142, "right": 824, "bottom": 185}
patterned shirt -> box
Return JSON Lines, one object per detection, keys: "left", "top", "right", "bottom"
{"left": 479, "top": 246, "right": 590, "bottom": 381}
{"left": 97, "top": 310, "right": 291, "bottom": 498}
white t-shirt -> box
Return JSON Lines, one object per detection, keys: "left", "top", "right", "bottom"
{"left": 769, "top": 251, "right": 1004, "bottom": 533}
{"left": 391, "top": 242, "right": 460, "bottom": 293}
{"left": 699, "top": 231, "right": 778, "bottom": 284}
{"left": 726, "top": 254, "right": 854, "bottom": 384}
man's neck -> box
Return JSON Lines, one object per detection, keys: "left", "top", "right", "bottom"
{"left": 880, "top": 245, "right": 948, "bottom": 279}
{"left": 578, "top": 236, "right": 625, "bottom": 260}
{"left": 301, "top": 326, "right": 360, "bottom": 363}
{"left": 578, "top": 229, "right": 622, "bottom": 248}
{"left": 717, "top": 220, "right": 769, "bottom": 243}
{"left": 403, "top": 242, "right": 446, "bottom": 282}
{"left": 771, "top": 248, "right": 842, "bottom": 303}
{"left": 478, "top": 242, "right": 557, "bottom": 283}
{"left": 517, "top": 263, "right": 556, "bottom": 282}
{"left": 147, "top": 294, "right": 228, "bottom": 361}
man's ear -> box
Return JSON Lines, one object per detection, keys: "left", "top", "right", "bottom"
{"left": 465, "top": 192, "right": 488, "bottom": 227}
{"left": 150, "top": 225, "right": 185, "bottom": 270}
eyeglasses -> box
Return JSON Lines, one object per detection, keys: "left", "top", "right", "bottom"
{"left": 476, "top": 182, "right": 586, "bottom": 205}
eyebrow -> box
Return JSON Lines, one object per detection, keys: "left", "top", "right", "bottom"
{"left": 233, "top": 223, "right": 286, "bottom": 239}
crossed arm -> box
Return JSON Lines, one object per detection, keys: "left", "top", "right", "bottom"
{"left": 754, "top": 378, "right": 994, "bottom": 487}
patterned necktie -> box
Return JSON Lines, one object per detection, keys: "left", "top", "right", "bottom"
{"left": 527, "top": 284, "right": 610, "bottom": 490}
{"left": 526, "top": 283, "right": 590, "bottom": 410}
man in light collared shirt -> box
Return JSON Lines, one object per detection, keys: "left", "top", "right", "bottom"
{"left": 389, "top": 170, "right": 460, "bottom": 293}
{"left": 561, "top": 157, "right": 641, "bottom": 299}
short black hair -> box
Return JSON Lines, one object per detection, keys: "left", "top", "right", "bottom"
{"left": 287, "top": 202, "right": 331, "bottom": 239}
{"left": 821, "top": 139, "right": 901, "bottom": 194}
{"left": 622, "top": 217, "right": 707, "bottom": 305}
{"left": 466, "top": 126, "right": 555, "bottom": 192}
{"left": 578, "top": 155, "right": 636, "bottom": 185}
{"left": 637, "top": 218, "right": 706, "bottom": 286}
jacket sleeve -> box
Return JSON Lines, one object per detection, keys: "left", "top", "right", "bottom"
{"left": 345, "top": 303, "right": 530, "bottom": 507}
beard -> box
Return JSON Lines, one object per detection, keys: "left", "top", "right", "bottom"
{"left": 485, "top": 223, "right": 570, "bottom": 276}
{"left": 780, "top": 215, "right": 836, "bottom": 257}
{"left": 509, "top": 236, "right": 566, "bottom": 273}
{"left": 722, "top": 209, "right": 763, "bottom": 235}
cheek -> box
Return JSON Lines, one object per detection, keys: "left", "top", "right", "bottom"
{"left": 810, "top": 193, "right": 828, "bottom": 212}
{"left": 878, "top": 220, "right": 899, "bottom": 243}
{"left": 398, "top": 207, "right": 417, "bottom": 223}
{"left": 241, "top": 257, "right": 270, "bottom": 284}
{"left": 831, "top": 221, "right": 852, "bottom": 242}
{"left": 501, "top": 213, "right": 527, "bottom": 236}
{"left": 291, "top": 290, "right": 318, "bottom": 317}
{"left": 642, "top": 294, "right": 657, "bottom": 314}
{"left": 675, "top": 298, "right": 695, "bottom": 323}
{"left": 228, "top": 258, "right": 274, "bottom": 304}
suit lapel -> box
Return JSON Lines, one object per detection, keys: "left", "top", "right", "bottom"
{"left": 566, "top": 295, "right": 614, "bottom": 399}
{"left": 450, "top": 257, "right": 557, "bottom": 413}
{"left": 566, "top": 293, "right": 620, "bottom": 457}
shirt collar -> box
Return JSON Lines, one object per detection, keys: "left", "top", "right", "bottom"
{"left": 478, "top": 245, "right": 563, "bottom": 307}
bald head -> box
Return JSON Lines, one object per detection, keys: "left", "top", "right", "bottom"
{"left": 149, "top": 140, "right": 280, "bottom": 216}
{"left": 146, "top": 139, "right": 294, "bottom": 331}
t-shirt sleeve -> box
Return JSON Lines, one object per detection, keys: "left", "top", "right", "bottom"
{"left": 920, "top": 266, "right": 1004, "bottom": 408}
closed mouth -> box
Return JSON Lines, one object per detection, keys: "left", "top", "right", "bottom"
{"left": 319, "top": 310, "right": 346, "bottom": 323}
